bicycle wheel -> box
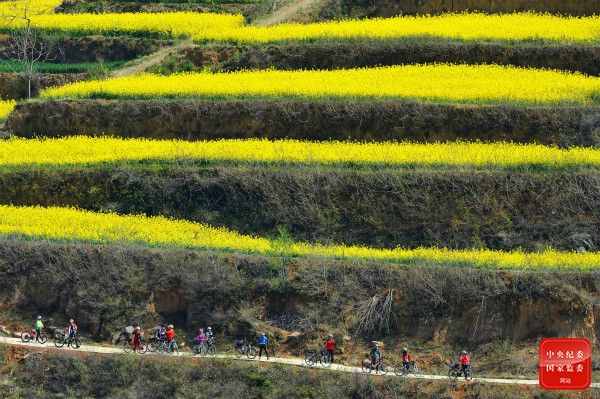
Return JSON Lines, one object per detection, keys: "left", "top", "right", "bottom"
{"left": 320, "top": 352, "right": 331, "bottom": 367}
{"left": 38, "top": 333, "right": 48, "bottom": 345}
{"left": 304, "top": 351, "right": 316, "bottom": 367}
{"left": 465, "top": 367, "right": 472, "bottom": 381}
{"left": 392, "top": 361, "right": 404, "bottom": 377}
{"left": 20, "top": 332, "right": 32, "bottom": 343}
{"left": 207, "top": 344, "right": 216, "bottom": 356}
{"left": 247, "top": 345, "right": 257, "bottom": 359}
{"left": 54, "top": 335, "right": 65, "bottom": 348}
{"left": 448, "top": 369, "right": 458, "bottom": 383}
{"left": 71, "top": 337, "right": 81, "bottom": 349}
{"left": 123, "top": 341, "right": 132, "bottom": 353}
{"left": 361, "top": 361, "right": 371, "bottom": 374}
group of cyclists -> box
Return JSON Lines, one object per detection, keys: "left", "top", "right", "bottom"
{"left": 24, "top": 316, "right": 472, "bottom": 381}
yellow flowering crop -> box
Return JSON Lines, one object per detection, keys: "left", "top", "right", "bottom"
{"left": 0, "top": 0, "right": 243, "bottom": 38}
{"left": 3, "top": 137, "right": 600, "bottom": 170}
{"left": 0, "top": 205, "right": 598, "bottom": 270}
{"left": 40, "top": 65, "right": 600, "bottom": 106}
{"left": 0, "top": 100, "right": 15, "bottom": 121}
{"left": 197, "top": 13, "right": 600, "bottom": 44}
{"left": 0, "top": 1, "right": 597, "bottom": 45}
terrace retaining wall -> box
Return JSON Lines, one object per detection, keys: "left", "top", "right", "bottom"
{"left": 7, "top": 100, "right": 600, "bottom": 147}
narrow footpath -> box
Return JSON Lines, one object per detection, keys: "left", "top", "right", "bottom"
{"left": 1, "top": 336, "right": 594, "bottom": 389}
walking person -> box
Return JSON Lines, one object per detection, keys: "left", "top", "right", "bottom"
{"left": 325, "top": 334, "right": 336, "bottom": 363}
{"left": 34, "top": 316, "right": 44, "bottom": 343}
{"left": 257, "top": 332, "right": 269, "bottom": 360}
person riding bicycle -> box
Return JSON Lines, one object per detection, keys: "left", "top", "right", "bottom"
{"left": 166, "top": 324, "right": 177, "bottom": 352}
{"left": 66, "top": 319, "right": 78, "bottom": 341}
{"left": 402, "top": 347, "right": 412, "bottom": 371}
{"left": 257, "top": 332, "right": 269, "bottom": 360}
{"left": 132, "top": 326, "right": 143, "bottom": 351}
{"left": 325, "top": 334, "right": 336, "bottom": 363}
{"left": 34, "top": 316, "right": 44, "bottom": 343}
{"left": 370, "top": 342, "right": 382, "bottom": 372}
{"left": 459, "top": 350, "right": 471, "bottom": 379}
{"left": 194, "top": 328, "right": 207, "bottom": 352}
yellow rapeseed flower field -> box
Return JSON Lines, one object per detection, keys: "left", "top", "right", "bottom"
{"left": 0, "top": 1, "right": 597, "bottom": 45}
{"left": 3, "top": 137, "right": 600, "bottom": 170}
{"left": 197, "top": 13, "right": 600, "bottom": 44}
{"left": 0, "top": 205, "right": 598, "bottom": 270}
{"left": 40, "top": 65, "right": 600, "bottom": 106}
{"left": 0, "top": 0, "right": 243, "bottom": 38}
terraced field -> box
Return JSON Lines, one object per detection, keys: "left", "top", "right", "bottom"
{"left": 2, "top": 0, "right": 600, "bottom": 396}
{"left": 40, "top": 65, "right": 600, "bottom": 105}
{"left": 3, "top": 204, "right": 600, "bottom": 270}
{"left": 5, "top": 137, "right": 600, "bottom": 171}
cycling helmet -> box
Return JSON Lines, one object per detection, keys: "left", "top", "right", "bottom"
{"left": 37, "top": 315, "right": 42, "bottom": 320}
{"left": 69, "top": 319, "right": 74, "bottom": 323}
{"left": 402, "top": 347, "right": 408, "bottom": 352}
{"left": 168, "top": 324, "right": 174, "bottom": 329}
{"left": 461, "top": 350, "right": 467, "bottom": 355}
{"left": 135, "top": 326, "right": 141, "bottom": 331}
{"left": 207, "top": 327, "right": 212, "bottom": 331}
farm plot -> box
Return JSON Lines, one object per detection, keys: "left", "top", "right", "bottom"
{"left": 39, "top": 64, "right": 600, "bottom": 106}
{"left": 0, "top": 0, "right": 597, "bottom": 46}
{"left": 194, "top": 13, "right": 600, "bottom": 44}
{"left": 4, "top": 137, "right": 600, "bottom": 171}
{"left": 2, "top": 204, "right": 600, "bottom": 270}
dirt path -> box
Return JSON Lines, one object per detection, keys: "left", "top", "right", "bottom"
{"left": 110, "top": 39, "right": 194, "bottom": 78}
{"left": 255, "top": 0, "right": 323, "bottom": 26}
{"left": 0, "top": 336, "right": 590, "bottom": 389}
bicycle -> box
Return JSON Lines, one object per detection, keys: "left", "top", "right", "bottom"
{"left": 146, "top": 337, "right": 165, "bottom": 353}
{"left": 21, "top": 329, "right": 48, "bottom": 344}
{"left": 362, "top": 357, "right": 386, "bottom": 374}
{"left": 393, "top": 360, "right": 420, "bottom": 377}
{"left": 54, "top": 331, "right": 81, "bottom": 349}
{"left": 304, "top": 348, "right": 332, "bottom": 368}
{"left": 122, "top": 337, "right": 147, "bottom": 354}
{"left": 448, "top": 363, "right": 472, "bottom": 383}
{"left": 235, "top": 339, "right": 257, "bottom": 359}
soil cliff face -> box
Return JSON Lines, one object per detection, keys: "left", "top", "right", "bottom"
{"left": 1, "top": 239, "right": 598, "bottom": 347}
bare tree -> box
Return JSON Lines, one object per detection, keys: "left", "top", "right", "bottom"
{"left": 1, "top": 0, "right": 59, "bottom": 98}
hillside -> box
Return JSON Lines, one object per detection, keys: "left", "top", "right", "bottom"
{"left": 0, "top": 0, "right": 599, "bottom": 397}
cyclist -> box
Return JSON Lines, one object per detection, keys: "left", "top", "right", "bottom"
{"left": 132, "top": 326, "right": 143, "bottom": 351}
{"left": 325, "top": 334, "right": 336, "bottom": 363}
{"left": 194, "top": 328, "right": 207, "bottom": 353}
{"left": 257, "top": 332, "right": 269, "bottom": 360}
{"left": 166, "top": 324, "right": 177, "bottom": 352}
{"left": 66, "top": 319, "right": 78, "bottom": 342}
{"left": 370, "top": 342, "right": 382, "bottom": 372}
{"left": 402, "top": 347, "right": 412, "bottom": 371}
{"left": 34, "top": 316, "right": 44, "bottom": 343}
{"left": 459, "top": 350, "right": 471, "bottom": 380}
